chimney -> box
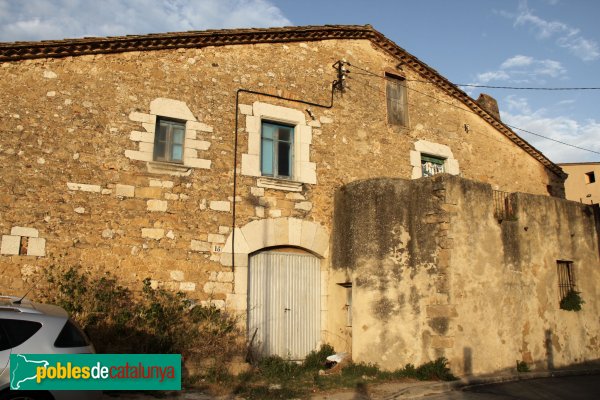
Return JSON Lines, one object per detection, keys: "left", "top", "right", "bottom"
{"left": 476, "top": 93, "right": 501, "bottom": 121}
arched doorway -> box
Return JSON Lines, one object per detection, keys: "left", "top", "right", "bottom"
{"left": 248, "top": 248, "right": 321, "bottom": 360}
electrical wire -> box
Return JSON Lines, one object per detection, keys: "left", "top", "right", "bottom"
{"left": 345, "top": 62, "right": 600, "bottom": 156}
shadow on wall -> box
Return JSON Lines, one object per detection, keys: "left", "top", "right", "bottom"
{"left": 545, "top": 329, "right": 554, "bottom": 370}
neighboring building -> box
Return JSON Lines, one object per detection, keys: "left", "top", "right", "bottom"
{"left": 558, "top": 162, "right": 600, "bottom": 204}
{"left": 0, "top": 25, "right": 598, "bottom": 376}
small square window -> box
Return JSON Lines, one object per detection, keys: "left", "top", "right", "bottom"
{"left": 386, "top": 73, "right": 407, "bottom": 127}
{"left": 557, "top": 260, "right": 576, "bottom": 302}
{"left": 421, "top": 154, "right": 445, "bottom": 177}
{"left": 154, "top": 118, "right": 185, "bottom": 163}
{"left": 261, "top": 121, "right": 294, "bottom": 179}
{"left": 585, "top": 171, "right": 595, "bottom": 184}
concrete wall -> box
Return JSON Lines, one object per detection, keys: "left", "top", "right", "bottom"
{"left": 333, "top": 174, "right": 600, "bottom": 374}
{"left": 0, "top": 37, "right": 566, "bottom": 357}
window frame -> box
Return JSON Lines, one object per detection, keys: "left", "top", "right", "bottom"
{"left": 557, "top": 260, "right": 576, "bottom": 301}
{"left": 260, "top": 120, "right": 295, "bottom": 180}
{"left": 421, "top": 154, "right": 446, "bottom": 177}
{"left": 385, "top": 72, "right": 408, "bottom": 127}
{"left": 153, "top": 117, "right": 186, "bottom": 164}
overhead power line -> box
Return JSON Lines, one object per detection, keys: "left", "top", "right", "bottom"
{"left": 345, "top": 61, "right": 600, "bottom": 156}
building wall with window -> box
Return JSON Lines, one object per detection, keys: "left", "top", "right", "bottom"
{"left": 558, "top": 162, "right": 600, "bottom": 205}
{"left": 334, "top": 174, "right": 600, "bottom": 374}
{"left": 0, "top": 26, "right": 575, "bottom": 372}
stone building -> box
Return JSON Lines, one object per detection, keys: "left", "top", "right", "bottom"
{"left": 558, "top": 162, "right": 600, "bottom": 205}
{"left": 1, "top": 25, "right": 598, "bottom": 375}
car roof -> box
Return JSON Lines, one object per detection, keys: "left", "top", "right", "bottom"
{"left": 0, "top": 295, "right": 68, "bottom": 319}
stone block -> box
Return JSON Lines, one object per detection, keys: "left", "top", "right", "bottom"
{"left": 311, "top": 225, "right": 329, "bottom": 257}
{"left": 286, "top": 193, "right": 305, "bottom": 201}
{"left": 216, "top": 271, "right": 234, "bottom": 282}
{"left": 1, "top": 235, "right": 20, "bottom": 255}
{"left": 180, "top": 282, "right": 196, "bottom": 291}
{"left": 136, "top": 187, "right": 162, "bottom": 199}
{"left": 210, "top": 201, "right": 230, "bottom": 212}
{"left": 187, "top": 120, "right": 212, "bottom": 132}
{"left": 170, "top": 270, "right": 185, "bottom": 281}
{"left": 185, "top": 128, "right": 197, "bottom": 140}
{"left": 66, "top": 182, "right": 101, "bottom": 192}
{"left": 190, "top": 240, "right": 211, "bottom": 252}
{"left": 138, "top": 142, "right": 154, "bottom": 153}
{"left": 150, "top": 98, "right": 196, "bottom": 121}
{"left": 203, "top": 281, "right": 233, "bottom": 295}
{"left": 10, "top": 226, "right": 39, "bottom": 238}
{"left": 250, "top": 187, "right": 264, "bottom": 197}
{"left": 185, "top": 139, "right": 211, "bottom": 150}
{"left": 129, "top": 130, "right": 154, "bottom": 143}
{"left": 219, "top": 226, "right": 230, "bottom": 235}
{"left": 226, "top": 293, "right": 247, "bottom": 311}
{"left": 300, "top": 220, "right": 317, "bottom": 250}
{"left": 245, "top": 116, "right": 261, "bottom": 135}
{"left": 184, "top": 148, "right": 198, "bottom": 159}
{"left": 295, "top": 201, "right": 313, "bottom": 211}
{"left": 255, "top": 206, "right": 265, "bottom": 218}
{"left": 233, "top": 266, "right": 248, "bottom": 294}
{"left": 253, "top": 102, "right": 304, "bottom": 124}
{"left": 74, "top": 207, "right": 86, "bottom": 214}
{"left": 239, "top": 104, "right": 253, "bottom": 115}
{"left": 319, "top": 115, "right": 333, "bottom": 124}
{"left": 241, "top": 154, "right": 260, "bottom": 176}
{"left": 124, "top": 150, "right": 153, "bottom": 162}
{"left": 141, "top": 228, "right": 164, "bottom": 240}
{"left": 268, "top": 209, "right": 282, "bottom": 218}
{"left": 147, "top": 199, "right": 168, "bottom": 212}
{"left": 288, "top": 218, "right": 303, "bottom": 246}
{"left": 208, "top": 234, "right": 225, "bottom": 243}
{"left": 129, "top": 111, "right": 155, "bottom": 124}
{"left": 299, "top": 161, "right": 317, "bottom": 184}
{"left": 222, "top": 228, "right": 249, "bottom": 254}
{"left": 184, "top": 158, "right": 211, "bottom": 169}
{"left": 27, "top": 238, "right": 46, "bottom": 257}
{"left": 220, "top": 252, "right": 249, "bottom": 268}
{"left": 115, "top": 184, "right": 135, "bottom": 197}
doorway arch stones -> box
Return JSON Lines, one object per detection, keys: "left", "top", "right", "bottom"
{"left": 220, "top": 217, "right": 330, "bottom": 312}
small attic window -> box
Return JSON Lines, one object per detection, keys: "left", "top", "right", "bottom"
{"left": 386, "top": 73, "right": 407, "bottom": 127}
{"left": 585, "top": 171, "right": 595, "bottom": 184}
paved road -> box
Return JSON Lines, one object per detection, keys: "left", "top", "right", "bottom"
{"left": 428, "top": 375, "right": 600, "bottom": 400}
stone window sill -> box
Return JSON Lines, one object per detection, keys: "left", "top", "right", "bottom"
{"left": 147, "top": 161, "right": 192, "bottom": 176}
{"left": 257, "top": 177, "right": 303, "bottom": 192}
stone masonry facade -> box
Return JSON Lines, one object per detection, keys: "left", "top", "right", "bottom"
{"left": 0, "top": 26, "right": 575, "bottom": 373}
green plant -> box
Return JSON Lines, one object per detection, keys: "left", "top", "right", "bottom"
{"left": 302, "top": 344, "right": 335, "bottom": 370}
{"left": 35, "top": 265, "right": 243, "bottom": 377}
{"left": 516, "top": 360, "right": 530, "bottom": 372}
{"left": 413, "top": 358, "right": 456, "bottom": 381}
{"left": 560, "top": 290, "right": 585, "bottom": 311}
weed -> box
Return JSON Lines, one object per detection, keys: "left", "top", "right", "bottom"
{"left": 560, "top": 290, "right": 585, "bottom": 311}
{"left": 516, "top": 360, "right": 530, "bottom": 372}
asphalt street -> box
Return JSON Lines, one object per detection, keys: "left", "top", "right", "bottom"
{"left": 427, "top": 374, "right": 600, "bottom": 400}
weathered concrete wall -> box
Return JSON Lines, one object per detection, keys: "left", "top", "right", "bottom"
{"left": 333, "top": 174, "right": 599, "bottom": 374}
{"left": 0, "top": 36, "right": 566, "bottom": 355}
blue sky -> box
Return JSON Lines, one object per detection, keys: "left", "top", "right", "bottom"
{"left": 1, "top": 0, "right": 598, "bottom": 163}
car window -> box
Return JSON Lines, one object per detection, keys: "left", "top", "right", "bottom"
{"left": 54, "top": 319, "right": 90, "bottom": 348}
{"left": 0, "top": 319, "right": 42, "bottom": 349}
{"left": 0, "top": 324, "right": 11, "bottom": 351}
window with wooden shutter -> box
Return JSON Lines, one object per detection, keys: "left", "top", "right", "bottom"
{"left": 386, "top": 73, "right": 407, "bottom": 127}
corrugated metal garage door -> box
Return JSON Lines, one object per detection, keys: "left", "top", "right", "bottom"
{"left": 248, "top": 251, "right": 320, "bottom": 360}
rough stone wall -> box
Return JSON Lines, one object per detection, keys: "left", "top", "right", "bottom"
{"left": 0, "top": 38, "right": 565, "bottom": 352}
{"left": 448, "top": 177, "right": 600, "bottom": 374}
{"left": 333, "top": 174, "right": 599, "bottom": 373}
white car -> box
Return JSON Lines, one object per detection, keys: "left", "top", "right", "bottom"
{"left": 0, "top": 295, "right": 101, "bottom": 400}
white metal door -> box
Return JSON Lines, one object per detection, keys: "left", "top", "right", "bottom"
{"left": 248, "top": 251, "right": 320, "bottom": 360}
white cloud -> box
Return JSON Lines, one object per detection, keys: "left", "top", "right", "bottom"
{"left": 500, "top": 55, "right": 534, "bottom": 69}
{"left": 0, "top": 0, "right": 292, "bottom": 42}
{"left": 472, "top": 55, "right": 566, "bottom": 86}
{"left": 512, "top": 1, "right": 599, "bottom": 61}
{"left": 501, "top": 97, "right": 600, "bottom": 163}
